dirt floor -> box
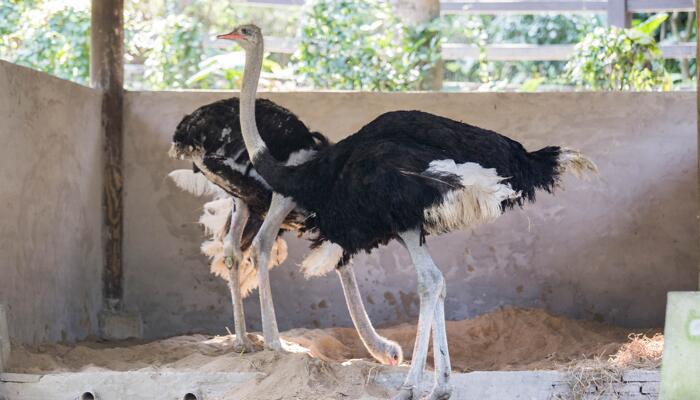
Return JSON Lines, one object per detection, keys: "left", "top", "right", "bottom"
{"left": 7, "top": 307, "right": 663, "bottom": 400}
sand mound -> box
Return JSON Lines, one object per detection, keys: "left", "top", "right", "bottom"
{"left": 7, "top": 308, "right": 662, "bottom": 399}
{"left": 284, "top": 307, "right": 659, "bottom": 372}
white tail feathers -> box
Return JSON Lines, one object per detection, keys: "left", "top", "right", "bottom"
{"left": 557, "top": 148, "right": 598, "bottom": 179}
{"left": 422, "top": 160, "right": 521, "bottom": 235}
{"left": 301, "top": 241, "right": 344, "bottom": 278}
{"left": 199, "top": 198, "right": 232, "bottom": 237}
{"left": 168, "top": 169, "right": 225, "bottom": 198}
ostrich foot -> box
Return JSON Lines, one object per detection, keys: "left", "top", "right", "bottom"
{"left": 232, "top": 333, "right": 262, "bottom": 353}
{"left": 392, "top": 386, "right": 416, "bottom": 400}
{"left": 263, "top": 338, "right": 283, "bottom": 351}
{"left": 232, "top": 340, "right": 257, "bottom": 354}
{"left": 423, "top": 385, "right": 452, "bottom": 400}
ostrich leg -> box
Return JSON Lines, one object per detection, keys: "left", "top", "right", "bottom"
{"left": 337, "top": 264, "right": 403, "bottom": 365}
{"left": 223, "top": 197, "right": 256, "bottom": 352}
{"left": 249, "top": 192, "right": 296, "bottom": 350}
{"left": 393, "top": 229, "right": 448, "bottom": 400}
{"left": 429, "top": 280, "right": 452, "bottom": 399}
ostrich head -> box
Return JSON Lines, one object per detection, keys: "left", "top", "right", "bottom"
{"left": 169, "top": 111, "right": 207, "bottom": 161}
{"left": 217, "top": 24, "right": 263, "bottom": 50}
{"left": 378, "top": 338, "right": 404, "bottom": 366}
{"left": 169, "top": 100, "right": 243, "bottom": 162}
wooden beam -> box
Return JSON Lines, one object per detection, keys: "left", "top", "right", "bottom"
{"left": 91, "top": 0, "right": 125, "bottom": 309}
{"left": 607, "top": 0, "right": 630, "bottom": 27}
{"left": 440, "top": 42, "right": 696, "bottom": 61}
{"left": 210, "top": 37, "right": 696, "bottom": 61}
{"left": 245, "top": 0, "right": 304, "bottom": 6}
{"left": 628, "top": 0, "right": 695, "bottom": 11}
{"left": 441, "top": 0, "right": 694, "bottom": 13}
{"left": 441, "top": 0, "right": 607, "bottom": 13}
{"left": 442, "top": 43, "right": 572, "bottom": 60}
{"left": 0, "top": 304, "right": 9, "bottom": 372}
{"left": 246, "top": 0, "right": 695, "bottom": 13}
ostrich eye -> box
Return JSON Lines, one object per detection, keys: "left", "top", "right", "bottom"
{"left": 242, "top": 28, "right": 250, "bottom": 35}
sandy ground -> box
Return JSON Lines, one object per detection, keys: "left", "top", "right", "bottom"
{"left": 7, "top": 307, "right": 662, "bottom": 400}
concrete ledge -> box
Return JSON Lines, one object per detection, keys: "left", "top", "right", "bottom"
{"left": 376, "top": 369, "right": 660, "bottom": 399}
{"left": 0, "top": 369, "right": 660, "bottom": 400}
{"left": 0, "top": 371, "right": 258, "bottom": 400}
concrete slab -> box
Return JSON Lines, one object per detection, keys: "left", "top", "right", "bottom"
{"left": 0, "top": 371, "right": 258, "bottom": 400}
{"left": 0, "top": 369, "right": 660, "bottom": 400}
{"left": 660, "top": 291, "right": 700, "bottom": 399}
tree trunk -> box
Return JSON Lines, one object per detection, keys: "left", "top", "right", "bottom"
{"left": 390, "top": 0, "right": 443, "bottom": 91}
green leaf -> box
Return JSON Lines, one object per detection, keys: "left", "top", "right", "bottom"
{"left": 634, "top": 13, "right": 668, "bottom": 36}
{"left": 520, "top": 77, "right": 545, "bottom": 92}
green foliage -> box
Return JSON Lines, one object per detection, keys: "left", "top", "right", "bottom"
{"left": 0, "top": 1, "right": 691, "bottom": 91}
{"left": 442, "top": 14, "right": 603, "bottom": 89}
{"left": 0, "top": 0, "right": 26, "bottom": 40}
{"left": 1, "top": 0, "right": 90, "bottom": 85}
{"left": 133, "top": 13, "right": 206, "bottom": 89}
{"left": 292, "top": 0, "right": 440, "bottom": 91}
{"left": 565, "top": 15, "right": 671, "bottom": 90}
{"left": 187, "top": 51, "right": 283, "bottom": 90}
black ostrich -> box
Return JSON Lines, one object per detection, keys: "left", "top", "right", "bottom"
{"left": 169, "top": 97, "right": 403, "bottom": 365}
{"left": 219, "top": 24, "right": 597, "bottom": 400}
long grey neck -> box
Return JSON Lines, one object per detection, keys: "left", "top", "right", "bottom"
{"left": 239, "top": 40, "right": 267, "bottom": 160}
{"left": 238, "top": 38, "right": 300, "bottom": 195}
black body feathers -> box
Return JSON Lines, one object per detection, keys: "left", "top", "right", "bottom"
{"left": 254, "top": 110, "right": 565, "bottom": 257}
{"left": 172, "top": 97, "right": 328, "bottom": 225}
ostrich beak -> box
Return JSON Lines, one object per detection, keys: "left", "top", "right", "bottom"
{"left": 217, "top": 31, "right": 244, "bottom": 41}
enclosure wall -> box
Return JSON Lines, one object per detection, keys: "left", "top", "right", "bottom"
{"left": 0, "top": 61, "right": 103, "bottom": 344}
{"left": 124, "top": 91, "right": 697, "bottom": 338}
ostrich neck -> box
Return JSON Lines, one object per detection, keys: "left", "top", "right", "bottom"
{"left": 238, "top": 39, "right": 301, "bottom": 196}
{"left": 239, "top": 41, "right": 266, "bottom": 158}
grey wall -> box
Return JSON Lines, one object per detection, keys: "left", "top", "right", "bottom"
{"left": 0, "top": 61, "right": 694, "bottom": 345}
{"left": 0, "top": 61, "right": 103, "bottom": 344}
{"left": 124, "top": 90, "right": 698, "bottom": 339}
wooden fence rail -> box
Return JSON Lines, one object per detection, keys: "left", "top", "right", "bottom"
{"left": 239, "top": 0, "right": 696, "bottom": 62}
{"left": 207, "top": 36, "right": 696, "bottom": 60}
{"left": 248, "top": 0, "right": 695, "bottom": 14}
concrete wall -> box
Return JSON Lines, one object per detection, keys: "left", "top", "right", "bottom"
{"left": 124, "top": 91, "right": 698, "bottom": 338}
{"left": 0, "top": 61, "right": 103, "bottom": 344}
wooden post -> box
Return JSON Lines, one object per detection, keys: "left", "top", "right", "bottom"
{"left": 91, "top": 0, "right": 124, "bottom": 310}
{"left": 607, "top": 0, "right": 630, "bottom": 27}
{"left": 391, "top": 0, "right": 443, "bottom": 90}
{"left": 0, "top": 304, "right": 9, "bottom": 372}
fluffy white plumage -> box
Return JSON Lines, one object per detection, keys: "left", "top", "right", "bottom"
{"left": 203, "top": 236, "right": 288, "bottom": 298}
{"left": 422, "top": 160, "right": 520, "bottom": 235}
{"left": 300, "top": 241, "right": 344, "bottom": 278}
{"left": 167, "top": 170, "right": 288, "bottom": 297}
{"left": 168, "top": 169, "right": 225, "bottom": 198}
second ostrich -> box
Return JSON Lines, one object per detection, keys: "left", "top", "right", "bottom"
{"left": 169, "top": 97, "right": 402, "bottom": 365}
{"left": 219, "top": 24, "right": 597, "bottom": 400}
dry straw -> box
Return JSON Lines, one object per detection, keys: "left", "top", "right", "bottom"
{"left": 557, "top": 333, "right": 663, "bottom": 400}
